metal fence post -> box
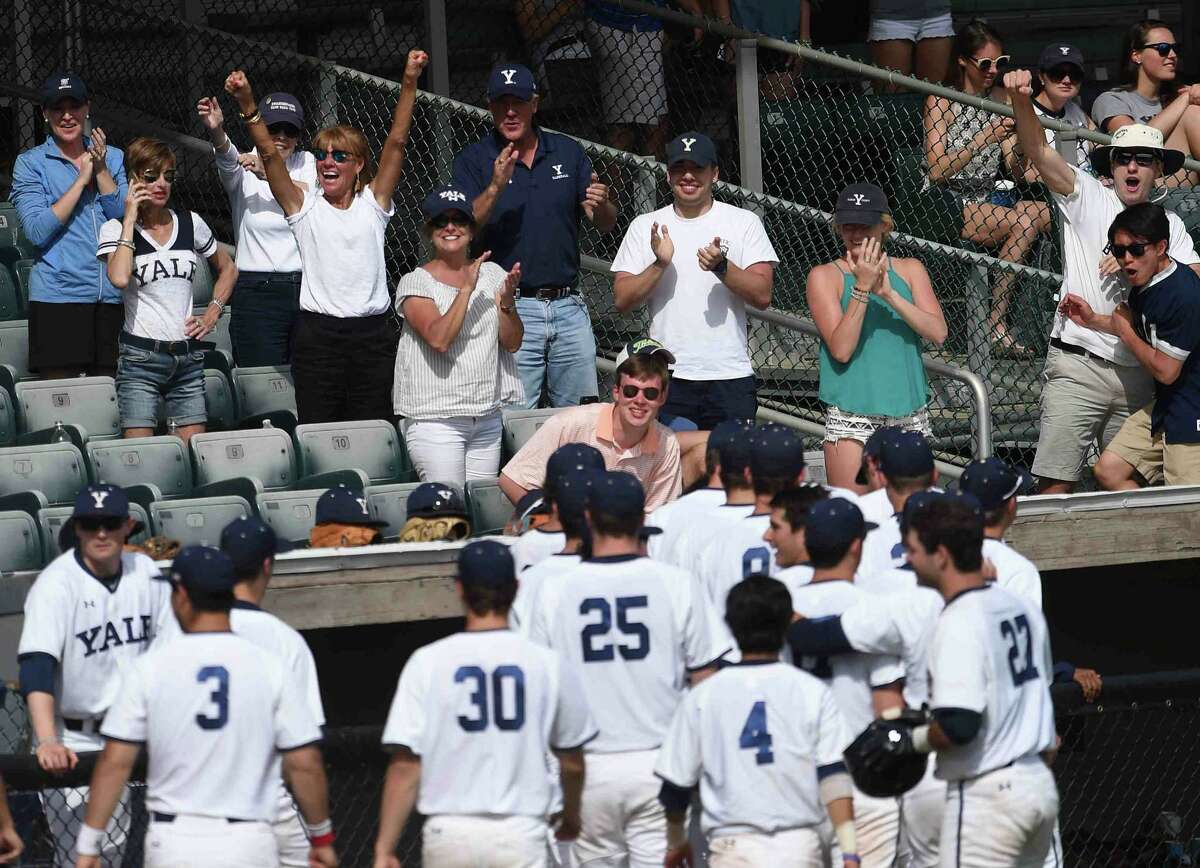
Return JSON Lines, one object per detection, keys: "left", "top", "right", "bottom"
{"left": 735, "top": 38, "right": 763, "bottom": 194}
{"left": 1053, "top": 127, "right": 1077, "bottom": 162}
{"left": 424, "top": 0, "right": 453, "bottom": 187}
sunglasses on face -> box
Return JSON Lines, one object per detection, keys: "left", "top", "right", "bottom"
{"left": 1139, "top": 42, "right": 1181, "bottom": 58}
{"left": 141, "top": 169, "right": 176, "bottom": 183}
{"left": 76, "top": 516, "right": 125, "bottom": 533}
{"left": 1111, "top": 150, "right": 1158, "bottom": 168}
{"left": 430, "top": 213, "right": 472, "bottom": 229}
{"left": 971, "top": 55, "right": 1010, "bottom": 73}
{"left": 267, "top": 123, "right": 300, "bottom": 137}
{"left": 1044, "top": 66, "right": 1082, "bottom": 83}
{"left": 311, "top": 149, "right": 352, "bottom": 163}
{"left": 621, "top": 384, "right": 661, "bottom": 401}
{"left": 1105, "top": 241, "right": 1154, "bottom": 259}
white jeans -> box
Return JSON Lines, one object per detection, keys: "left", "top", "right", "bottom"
{"left": 45, "top": 728, "right": 129, "bottom": 868}
{"left": 573, "top": 750, "right": 665, "bottom": 868}
{"left": 144, "top": 815, "right": 278, "bottom": 868}
{"left": 708, "top": 826, "right": 825, "bottom": 867}
{"left": 403, "top": 412, "right": 502, "bottom": 488}
{"left": 422, "top": 814, "right": 548, "bottom": 867}
{"left": 940, "top": 757, "right": 1059, "bottom": 868}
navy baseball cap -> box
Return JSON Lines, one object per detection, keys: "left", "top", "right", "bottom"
{"left": 486, "top": 63, "right": 538, "bottom": 102}
{"left": 220, "top": 515, "right": 293, "bottom": 573}
{"left": 41, "top": 73, "right": 87, "bottom": 107}
{"left": 514, "top": 489, "right": 549, "bottom": 523}
{"left": 667, "top": 132, "right": 719, "bottom": 168}
{"left": 710, "top": 418, "right": 755, "bottom": 475}
{"left": 159, "top": 546, "right": 237, "bottom": 596}
{"left": 406, "top": 483, "right": 468, "bottom": 519}
{"left": 421, "top": 184, "right": 475, "bottom": 222}
{"left": 879, "top": 431, "right": 934, "bottom": 478}
{"left": 258, "top": 92, "right": 304, "bottom": 129}
{"left": 750, "top": 426, "right": 806, "bottom": 479}
{"left": 864, "top": 425, "right": 902, "bottom": 460}
{"left": 959, "top": 457, "right": 1034, "bottom": 511}
{"left": 556, "top": 469, "right": 599, "bottom": 523}
{"left": 546, "top": 443, "right": 606, "bottom": 491}
{"left": 805, "top": 498, "right": 877, "bottom": 551}
{"left": 1039, "top": 43, "right": 1084, "bottom": 73}
{"left": 834, "top": 183, "right": 889, "bottom": 226}
{"left": 899, "top": 489, "right": 942, "bottom": 535}
{"left": 72, "top": 484, "right": 129, "bottom": 519}
{"left": 316, "top": 485, "right": 387, "bottom": 528}
{"left": 587, "top": 471, "right": 645, "bottom": 517}
{"left": 458, "top": 539, "right": 516, "bottom": 587}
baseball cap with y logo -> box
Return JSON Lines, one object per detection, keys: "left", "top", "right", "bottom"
{"left": 1038, "top": 43, "right": 1084, "bottom": 72}
{"left": 834, "top": 183, "right": 890, "bottom": 226}
{"left": 72, "top": 484, "right": 129, "bottom": 519}
{"left": 316, "top": 485, "right": 387, "bottom": 528}
{"left": 487, "top": 63, "right": 538, "bottom": 102}
{"left": 667, "top": 132, "right": 719, "bottom": 168}
{"left": 406, "top": 483, "right": 468, "bottom": 520}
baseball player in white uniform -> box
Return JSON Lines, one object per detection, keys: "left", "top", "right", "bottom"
{"left": 855, "top": 426, "right": 901, "bottom": 527}
{"left": 655, "top": 576, "right": 860, "bottom": 867}
{"left": 375, "top": 540, "right": 597, "bottom": 868}
{"left": 787, "top": 499, "right": 906, "bottom": 868}
{"left": 858, "top": 432, "right": 939, "bottom": 584}
{"left": 75, "top": 546, "right": 333, "bottom": 868}
{"left": 900, "top": 494, "right": 1060, "bottom": 867}
{"left": 761, "top": 484, "right": 832, "bottom": 603}
{"left": 530, "top": 472, "right": 727, "bottom": 867}
{"left": 18, "top": 485, "right": 173, "bottom": 867}
{"left": 510, "top": 444, "right": 606, "bottom": 574}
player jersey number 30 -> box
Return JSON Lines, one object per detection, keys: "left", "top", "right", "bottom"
{"left": 455, "top": 665, "right": 527, "bottom": 731}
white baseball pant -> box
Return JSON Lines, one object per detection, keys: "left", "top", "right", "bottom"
{"left": 143, "top": 815, "right": 278, "bottom": 868}
{"left": 272, "top": 788, "right": 309, "bottom": 868}
{"left": 44, "top": 728, "right": 130, "bottom": 868}
{"left": 708, "top": 826, "right": 826, "bottom": 867}
{"left": 855, "top": 786, "right": 901, "bottom": 868}
{"left": 899, "top": 762, "right": 946, "bottom": 867}
{"left": 422, "top": 814, "right": 549, "bottom": 867}
{"left": 572, "top": 749, "right": 665, "bottom": 868}
{"left": 939, "top": 756, "right": 1059, "bottom": 867}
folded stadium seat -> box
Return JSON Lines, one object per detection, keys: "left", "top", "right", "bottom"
{"left": 197, "top": 304, "right": 234, "bottom": 360}
{"left": 203, "top": 368, "right": 239, "bottom": 431}
{"left": 0, "top": 377, "right": 15, "bottom": 447}
{"left": 465, "top": 477, "right": 512, "bottom": 537}
{"left": 0, "top": 267, "right": 21, "bottom": 321}
{"left": 0, "top": 206, "right": 35, "bottom": 268}
{"left": 191, "top": 255, "right": 214, "bottom": 307}
{"left": 0, "top": 509, "right": 42, "bottom": 572}
{"left": 151, "top": 495, "right": 252, "bottom": 549}
{"left": 232, "top": 365, "right": 298, "bottom": 419}
{"left": 365, "top": 481, "right": 424, "bottom": 541}
{"left": 0, "top": 442, "right": 91, "bottom": 505}
{"left": 0, "top": 321, "right": 31, "bottom": 381}
{"left": 257, "top": 488, "right": 327, "bottom": 545}
{"left": 16, "top": 376, "right": 121, "bottom": 442}
{"left": 295, "top": 420, "right": 414, "bottom": 485}
{"left": 13, "top": 260, "right": 31, "bottom": 309}
{"left": 500, "top": 407, "right": 560, "bottom": 460}
{"left": 38, "top": 502, "right": 152, "bottom": 566}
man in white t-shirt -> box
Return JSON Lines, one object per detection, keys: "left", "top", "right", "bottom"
{"left": 1005, "top": 69, "right": 1200, "bottom": 494}
{"left": 611, "top": 131, "right": 778, "bottom": 429}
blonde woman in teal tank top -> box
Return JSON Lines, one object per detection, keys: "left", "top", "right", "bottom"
{"left": 808, "top": 183, "right": 948, "bottom": 490}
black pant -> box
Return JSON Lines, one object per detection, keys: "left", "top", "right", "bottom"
{"left": 661, "top": 375, "right": 757, "bottom": 430}
{"left": 229, "top": 271, "right": 301, "bottom": 367}
{"left": 291, "top": 310, "right": 397, "bottom": 424}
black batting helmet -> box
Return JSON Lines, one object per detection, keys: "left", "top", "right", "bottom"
{"left": 843, "top": 713, "right": 930, "bottom": 798}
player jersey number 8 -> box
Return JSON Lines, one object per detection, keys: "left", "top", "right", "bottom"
{"left": 455, "top": 665, "right": 527, "bottom": 731}
{"left": 579, "top": 596, "right": 650, "bottom": 662}
{"left": 196, "top": 666, "right": 230, "bottom": 730}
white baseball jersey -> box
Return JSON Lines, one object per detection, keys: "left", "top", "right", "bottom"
{"left": 858, "top": 488, "right": 891, "bottom": 527}
{"left": 655, "top": 661, "right": 849, "bottom": 838}
{"left": 774, "top": 564, "right": 814, "bottom": 607}
{"left": 673, "top": 504, "right": 755, "bottom": 576}
{"left": 646, "top": 487, "right": 725, "bottom": 565}
{"left": 788, "top": 579, "right": 905, "bottom": 736}
{"left": 695, "top": 513, "right": 774, "bottom": 614}
{"left": 19, "top": 550, "right": 173, "bottom": 719}
{"left": 382, "top": 630, "right": 596, "bottom": 817}
{"left": 101, "top": 631, "right": 321, "bottom": 822}
{"left": 858, "top": 514, "right": 904, "bottom": 581}
{"left": 530, "top": 555, "right": 727, "bottom": 753}
{"left": 983, "top": 538, "right": 1043, "bottom": 610}
{"left": 229, "top": 603, "right": 325, "bottom": 725}
{"left": 510, "top": 553, "right": 582, "bottom": 634}
{"left": 511, "top": 528, "right": 567, "bottom": 574}
{"left": 929, "top": 585, "right": 1056, "bottom": 782}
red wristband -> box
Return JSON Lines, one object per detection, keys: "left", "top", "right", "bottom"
{"left": 310, "top": 831, "right": 335, "bottom": 848}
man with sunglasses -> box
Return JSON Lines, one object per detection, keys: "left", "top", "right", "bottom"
{"left": 1004, "top": 68, "right": 1200, "bottom": 494}
{"left": 18, "top": 484, "right": 173, "bottom": 866}
{"left": 1062, "top": 203, "right": 1200, "bottom": 488}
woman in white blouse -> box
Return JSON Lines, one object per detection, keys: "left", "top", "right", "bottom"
{"left": 394, "top": 184, "right": 523, "bottom": 485}
{"left": 223, "top": 49, "right": 426, "bottom": 424}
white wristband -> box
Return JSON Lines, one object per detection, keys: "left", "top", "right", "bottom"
{"left": 912, "top": 724, "right": 933, "bottom": 754}
{"left": 76, "top": 823, "right": 105, "bottom": 857}
{"left": 304, "top": 817, "right": 332, "bottom": 837}
{"left": 834, "top": 819, "right": 858, "bottom": 857}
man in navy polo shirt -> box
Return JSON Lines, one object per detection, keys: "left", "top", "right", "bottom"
{"left": 452, "top": 63, "right": 617, "bottom": 409}
{"left": 1062, "top": 202, "right": 1200, "bottom": 487}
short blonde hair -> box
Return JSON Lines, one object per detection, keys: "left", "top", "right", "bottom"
{"left": 312, "top": 125, "right": 373, "bottom": 193}
{"left": 831, "top": 212, "right": 895, "bottom": 243}
{"left": 124, "top": 137, "right": 175, "bottom": 179}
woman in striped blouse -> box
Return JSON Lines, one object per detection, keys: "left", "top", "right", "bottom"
{"left": 393, "top": 184, "right": 523, "bottom": 486}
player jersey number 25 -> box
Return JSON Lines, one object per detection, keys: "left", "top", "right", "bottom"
{"left": 579, "top": 596, "right": 650, "bottom": 662}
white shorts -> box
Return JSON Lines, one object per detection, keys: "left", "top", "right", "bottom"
{"left": 824, "top": 404, "right": 932, "bottom": 445}
{"left": 899, "top": 761, "right": 945, "bottom": 868}
{"left": 422, "top": 814, "right": 549, "bottom": 868}
{"left": 573, "top": 749, "right": 665, "bottom": 868}
{"left": 708, "top": 826, "right": 824, "bottom": 867}
{"left": 584, "top": 21, "right": 667, "bottom": 126}
{"left": 144, "top": 815, "right": 278, "bottom": 868}
{"left": 868, "top": 11, "right": 955, "bottom": 43}
{"left": 940, "top": 757, "right": 1059, "bottom": 868}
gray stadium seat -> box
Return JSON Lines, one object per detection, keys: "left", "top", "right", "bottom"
{"left": 0, "top": 382, "right": 15, "bottom": 446}
{"left": 0, "top": 510, "right": 42, "bottom": 572}
{"left": 197, "top": 305, "right": 233, "bottom": 359}
{"left": 190, "top": 427, "right": 296, "bottom": 491}
{"left": 365, "top": 482, "right": 424, "bottom": 541}
{"left": 232, "top": 366, "right": 297, "bottom": 419}
{"left": 89, "top": 436, "right": 192, "bottom": 499}
{"left": 151, "top": 495, "right": 252, "bottom": 548}
{"left": 0, "top": 321, "right": 30, "bottom": 381}
{"left": 466, "top": 477, "right": 512, "bottom": 536}
{"left": 13, "top": 260, "right": 31, "bottom": 308}
{"left": 16, "top": 376, "right": 121, "bottom": 440}
{"left": 257, "top": 488, "right": 325, "bottom": 545}
{"left": 203, "top": 368, "right": 238, "bottom": 431}
{"left": 0, "top": 268, "right": 20, "bottom": 321}
{"left": 0, "top": 442, "right": 90, "bottom": 505}
{"left": 295, "top": 420, "right": 413, "bottom": 485}
{"left": 39, "top": 502, "right": 152, "bottom": 566}
{"left": 191, "top": 256, "right": 214, "bottom": 307}
{"left": 501, "top": 407, "right": 560, "bottom": 458}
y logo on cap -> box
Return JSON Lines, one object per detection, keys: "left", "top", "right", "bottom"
{"left": 1059, "top": 46, "right": 1071, "bottom": 55}
{"left": 849, "top": 193, "right": 870, "bottom": 205}
{"left": 500, "top": 69, "right": 517, "bottom": 85}
{"left": 437, "top": 488, "right": 454, "bottom": 501}
{"left": 89, "top": 490, "right": 110, "bottom": 510}
{"left": 681, "top": 137, "right": 697, "bottom": 152}
{"left": 355, "top": 496, "right": 369, "bottom": 514}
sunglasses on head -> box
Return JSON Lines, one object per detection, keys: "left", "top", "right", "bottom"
{"left": 267, "top": 122, "right": 300, "bottom": 137}
{"left": 1111, "top": 150, "right": 1158, "bottom": 168}
{"left": 621, "top": 384, "right": 661, "bottom": 401}
{"left": 1139, "top": 42, "right": 1181, "bottom": 58}
{"left": 76, "top": 516, "right": 125, "bottom": 533}
{"left": 141, "top": 169, "right": 176, "bottom": 183}
{"left": 1044, "top": 65, "right": 1082, "bottom": 83}
{"left": 311, "top": 148, "right": 352, "bottom": 163}
{"left": 430, "top": 213, "right": 472, "bottom": 229}
{"left": 971, "top": 55, "right": 1010, "bottom": 73}
{"left": 1105, "top": 241, "right": 1154, "bottom": 259}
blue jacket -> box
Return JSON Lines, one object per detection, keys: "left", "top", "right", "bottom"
{"left": 10, "top": 136, "right": 127, "bottom": 303}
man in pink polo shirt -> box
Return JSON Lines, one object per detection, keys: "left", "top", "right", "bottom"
{"left": 499, "top": 345, "right": 683, "bottom": 511}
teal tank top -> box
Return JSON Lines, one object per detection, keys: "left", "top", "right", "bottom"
{"left": 817, "top": 262, "right": 929, "bottom": 417}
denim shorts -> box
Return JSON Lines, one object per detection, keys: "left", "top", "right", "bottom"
{"left": 116, "top": 341, "right": 207, "bottom": 429}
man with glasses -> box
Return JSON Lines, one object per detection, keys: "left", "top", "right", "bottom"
{"left": 1004, "top": 68, "right": 1200, "bottom": 494}
{"left": 1062, "top": 203, "right": 1200, "bottom": 488}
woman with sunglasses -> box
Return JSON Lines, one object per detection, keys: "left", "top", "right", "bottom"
{"left": 393, "top": 185, "right": 523, "bottom": 486}
{"left": 1005, "top": 43, "right": 1095, "bottom": 175}
{"left": 97, "top": 137, "right": 237, "bottom": 443}
{"left": 197, "top": 90, "right": 316, "bottom": 367}
{"left": 223, "top": 49, "right": 428, "bottom": 425}
{"left": 1092, "top": 19, "right": 1200, "bottom": 186}
{"left": 924, "top": 19, "right": 1050, "bottom": 356}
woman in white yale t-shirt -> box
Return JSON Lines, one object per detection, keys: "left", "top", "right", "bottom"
{"left": 393, "top": 184, "right": 523, "bottom": 486}
{"left": 223, "top": 50, "right": 428, "bottom": 424}
{"left": 98, "top": 137, "right": 237, "bottom": 443}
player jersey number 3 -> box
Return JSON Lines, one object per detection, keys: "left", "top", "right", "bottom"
{"left": 579, "top": 596, "right": 650, "bottom": 662}
{"left": 196, "top": 666, "right": 230, "bottom": 730}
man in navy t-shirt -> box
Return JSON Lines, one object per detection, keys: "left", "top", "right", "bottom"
{"left": 1061, "top": 202, "right": 1200, "bottom": 487}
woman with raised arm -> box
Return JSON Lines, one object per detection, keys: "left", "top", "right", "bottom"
{"left": 224, "top": 48, "right": 429, "bottom": 424}
{"left": 807, "top": 183, "right": 946, "bottom": 492}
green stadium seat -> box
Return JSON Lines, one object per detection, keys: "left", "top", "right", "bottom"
{"left": 466, "top": 477, "right": 512, "bottom": 536}
{"left": 89, "top": 436, "right": 192, "bottom": 499}
{"left": 204, "top": 368, "right": 239, "bottom": 430}
{"left": 0, "top": 269, "right": 21, "bottom": 321}
{"left": 151, "top": 495, "right": 253, "bottom": 548}
{"left": 191, "top": 255, "right": 214, "bottom": 307}
{"left": 295, "top": 420, "right": 413, "bottom": 484}
{"left": 501, "top": 407, "right": 560, "bottom": 459}
{"left": 13, "top": 260, "right": 31, "bottom": 308}
{"left": 232, "top": 365, "right": 297, "bottom": 419}
{"left": 38, "top": 502, "right": 152, "bottom": 566}
{"left": 0, "top": 321, "right": 31, "bottom": 381}
{"left": 0, "top": 510, "right": 42, "bottom": 572}
{"left": 365, "top": 481, "right": 424, "bottom": 541}
{"left": 257, "top": 488, "right": 326, "bottom": 545}
{"left": 0, "top": 442, "right": 91, "bottom": 505}
{"left": 16, "top": 376, "right": 121, "bottom": 441}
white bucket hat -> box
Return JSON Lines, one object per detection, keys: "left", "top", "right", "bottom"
{"left": 1090, "top": 123, "right": 1186, "bottom": 177}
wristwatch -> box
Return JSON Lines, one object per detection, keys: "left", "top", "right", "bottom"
{"left": 713, "top": 255, "right": 729, "bottom": 278}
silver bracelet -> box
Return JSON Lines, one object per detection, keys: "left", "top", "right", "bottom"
{"left": 116, "top": 239, "right": 136, "bottom": 252}
{"left": 208, "top": 299, "right": 226, "bottom": 313}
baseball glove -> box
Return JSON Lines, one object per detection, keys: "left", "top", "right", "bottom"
{"left": 843, "top": 708, "right": 930, "bottom": 797}
{"left": 124, "top": 536, "right": 182, "bottom": 560}
{"left": 399, "top": 515, "right": 471, "bottom": 543}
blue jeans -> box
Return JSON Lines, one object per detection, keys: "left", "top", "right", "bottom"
{"left": 116, "top": 339, "right": 206, "bottom": 429}
{"left": 661, "top": 375, "right": 757, "bottom": 430}
{"left": 515, "top": 294, "right": 599, "bottom": 408}
{"left": 229, "top": 270, "right": 302, "bottom": 367}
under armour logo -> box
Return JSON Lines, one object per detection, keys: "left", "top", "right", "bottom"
{"left": 1059, "top": 46, "right": 1071, "bottom": 55}
{"left": 439, "top": 190, "right": 467, "bottom": 203}
{"left": 59, "top": 78, "right": 70, "bottom": 89}
{"left": 355, "top": 497, "right": 368, "bottom": 513}
{"left": 83, "top": 600, "right": 96, "bottom": 609}
{"left": 89, "top": 491, "right": 110, "bottom": 510}
{"left": 850, "top": 193, "right": 870, "bottom": 205}
{"left": 681, "top": 137, "right": 697, "bottom": 152}
{"left": 500, "top": 69, "right": 517, "bottom": 85}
